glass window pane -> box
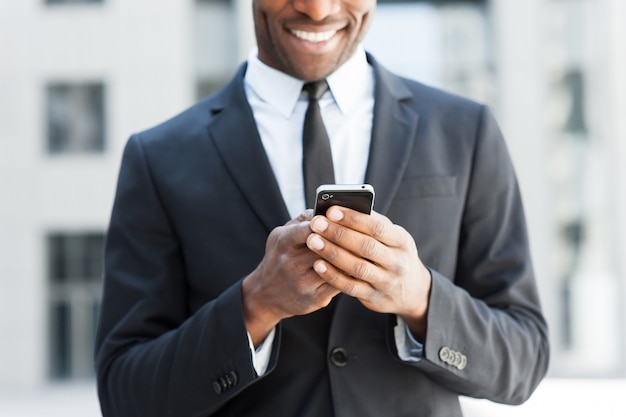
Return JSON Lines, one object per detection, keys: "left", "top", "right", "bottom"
{"left": 48, "top": 233, "right": 104, "bottom": 283}
{"left": 48, "top": 235, "right": 66, "bottom": 284}
{"left": 47, "top": 232, "right": 104, "bottom": 380}
{"left": 49, "top": 302, "right": 71, "bottom": 379}
{"left": 84, "top": 234, "right": 105, "bottom": 283}
{"left": 47, "top": 83, "right": 105, "bottom": 154}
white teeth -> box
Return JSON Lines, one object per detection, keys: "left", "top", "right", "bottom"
{"left": 291, "top": 29, "right": 336, "bottom": 43}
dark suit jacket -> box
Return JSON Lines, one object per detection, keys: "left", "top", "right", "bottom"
{"left": 95, "top": 55, "right": 549, "bottom": 417}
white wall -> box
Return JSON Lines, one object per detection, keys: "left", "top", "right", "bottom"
{"left": 607, "top": 0, "right": 626, "bottom": 374}
{"left": 491, "top": 0, "right": 554, "bottom": 320}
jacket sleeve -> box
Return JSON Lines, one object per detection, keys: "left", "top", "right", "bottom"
{"left": 95, "top": 135, "right": 262, "bottom": 417}
{"left": 413, "top": 106, "right": 550, "bottom": 404}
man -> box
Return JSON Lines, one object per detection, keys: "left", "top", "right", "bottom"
{"left": 95, "top": 1, "right": 549, "bottom": 416}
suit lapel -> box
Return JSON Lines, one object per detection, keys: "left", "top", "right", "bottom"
{"left": 365, "top": 55, "right": 420, "bottom": 215}
{"left": 207, "top": 64, "right": 291, "bottom": 232}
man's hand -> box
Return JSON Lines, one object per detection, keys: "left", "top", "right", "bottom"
{"left": 242, "top": 210, "right": 340, "bottom": 347}
{"left": 306, "top": 206, "right": 432, "bottom": 341}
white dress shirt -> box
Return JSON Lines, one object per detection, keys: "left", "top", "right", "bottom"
{"left": 244, "top": 46, "right": 374, "bottom": 216}
{"left": 243, "top": 47, "right": 422, "bottom": 376}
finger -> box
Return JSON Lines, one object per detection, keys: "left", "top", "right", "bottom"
{"left": 309, "top": 214, "right": 391, "bottom": 267}
{"left": 323, "top": 207, "right": 404, "bottom": 248}
{"left": 311, "top": 280, "right": 342, "bottom": 307}
{"left": 280, "top": 216, "right": 315, "bottom": 246}
{"left": 285, "top": 209, "right": 314, "bottom": 226}
{"left": 292, "top": 268, "right": 341, "bottom": 311}
{"left": 307, "top": 232, "right": 383, "bottom": 286}
{"left": 312, "top": 258, "right": 374, "bottom": 300}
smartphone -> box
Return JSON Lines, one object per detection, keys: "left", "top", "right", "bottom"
{"left": 314, "top": 184, "right": 375, "bottom": 216}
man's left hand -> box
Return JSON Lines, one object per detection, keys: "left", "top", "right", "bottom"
{"left": 306, "top": 206, "right": 432, "bottom": 341}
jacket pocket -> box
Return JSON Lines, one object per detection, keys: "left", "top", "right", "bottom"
{"left": 394, "top": 175, "right": 457, "bottom": 199}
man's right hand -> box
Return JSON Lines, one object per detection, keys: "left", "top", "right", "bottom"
{"left": 241, "top": 210, "right": 340, "bottom": 347}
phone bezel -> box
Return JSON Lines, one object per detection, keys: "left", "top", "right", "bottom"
{"left": 314, "top": 184, "right": 375, "bottom": 215}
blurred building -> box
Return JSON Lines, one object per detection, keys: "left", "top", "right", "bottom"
{"left": 0, "top": 0, "right": 624, "bottom": 413}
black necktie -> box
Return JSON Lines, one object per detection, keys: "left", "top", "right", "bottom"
{"left": 302, "top": 81, "right": 335, "bottom": 208}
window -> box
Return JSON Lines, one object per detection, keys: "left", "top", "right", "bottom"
{"left": 48, "top": 232, "right": 104, "bottom": 379}
{"left": 47, "top": 82, "right": 106, "bottom": 154}
{"left": 45, "top": 0, "right": 103, "bottom": 4}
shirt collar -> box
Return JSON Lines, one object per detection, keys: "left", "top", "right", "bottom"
{"left": 244, "top": 46, "right": 373, "bottom": 118}
{"left": 326, "top": 46, "right": 373, "bottom": 115}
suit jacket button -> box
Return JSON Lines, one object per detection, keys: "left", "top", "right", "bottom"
{"left": 439, "top": 346, "right": 451, "bottom": 363}
{"left": 330, "top": 347, "right": 348, "bottom": 367}
{"left": 458, "top": 355, "right": 467, "bottom": 370}
{"left": 227, "top": 371, "right": 238, "bottom": 386}
{"left": 213, "top": 380, "right": 223, "bottom": 395}
{"left": 451, "top": 351, "right": 461, "bottom": 367}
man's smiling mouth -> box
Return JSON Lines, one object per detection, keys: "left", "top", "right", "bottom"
{"left": 291, "top": 29, "right": 337, "bottom": 43}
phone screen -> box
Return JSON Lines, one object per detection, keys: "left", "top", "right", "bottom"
{"left": 314, "top": 184, "right": 375, "bottom": 216}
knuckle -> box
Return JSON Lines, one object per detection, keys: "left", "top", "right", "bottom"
{"left": 324, "top": 273, "right": 339, "bottom": 286}
{"left": 360, "top": 238, "right": 378, "bottom": 259}
{"left": 352, "top": 260, "right": 371, "bottom": 280}
{"left": 324, "top": 246, "right": 339, "bottom": 261}
{"left": 342, "top": 281, "right": 357, "bottom": 296}
{"left": 267, "top": 227, "right": 281, "bottom": 243}
{"left": 331, "top": 225, "right": 346, "bottom": 242}
{"left": 396, "top": 257, "right": 411, "bottom": 274}
{"left": 370, "top": 221, "right": 387, "bottom": 240}
{"left": 386, "top": 260, "right": 402, "bottom": 277}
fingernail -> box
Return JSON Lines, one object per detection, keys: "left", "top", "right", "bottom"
{"left": 314, "top": 262, "right": 327, "bottom": 274}
{"left": 311, "top": 217, "right": 329, "bottom": 232}
{"left": 327, "top": 208, "right": 344, "bottom": 221}
{"left": 309, "top": 235, "right": 325, "bottom": 251}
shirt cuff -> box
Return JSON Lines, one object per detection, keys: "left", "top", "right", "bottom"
{"left": 394, "top": 316, "right": 424, "bottom": 362}
{"left": 247, "top": 327, "right": 276, "bottom": 376}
